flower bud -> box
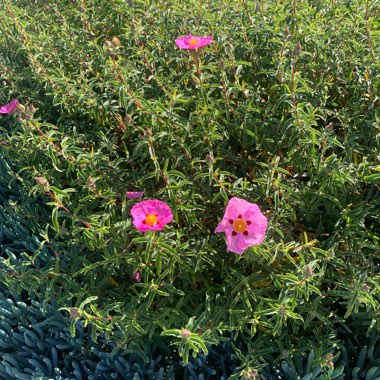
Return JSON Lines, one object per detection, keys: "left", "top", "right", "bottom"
{"left": 35, "top": 176, "right": 49, "bottom": 190}
{"left": 28, "top": 104, "right": 36, "bottom": 113}
{"left": 69, "top": 307, "right": 80, "bottom": 320}
{"left": 362, "top": 283, "right": 370, "bottom": 292}
{"left": 26, "top": 105, "right": 36, "bottom": 118}
{"left": 133, "top": 271, "right": 141, "bottom": 283}
{"left": 293, "top": 40, "right": 302, "bottom": 56}
{"left": 205, "top": 154, "right": 214, "bottom": 164}
{"left": 243, "top": 368, "right": 259, "bottom": 380}
{"left": 278, "top": 305, "right": 287, "bottom": 315}
{"left": 181, "top": 329, "right": 191, "bottom": 339}
{"left": 281, "top": 350, "right": 289, "bottom": 358}
{"left": 16, "top": 103, "right": 25, "bottom": 113}
{"left": 325, "top": 353, "right": 334, "bottom": 368}
{"left": 112, "top": 37, "right": 121, "bottom": 47}
{"left": 305, "top": 266, "right": 314, "bottom": 279}
{"left": 86, "top": 176, "right": 96, "bottom": 190}
{"left": 285, "top": 27, "right": 292, "bottom": 38}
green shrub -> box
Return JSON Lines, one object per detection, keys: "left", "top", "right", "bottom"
{"left": 0, "top": 0, "right": 379, "bottom": 374}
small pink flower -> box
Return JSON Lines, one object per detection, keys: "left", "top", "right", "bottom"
{"left": 126, "top": 191, "right": 144, "bottom": 200}
{"left": 0, "top": 99, "right": 20, "bottom": 114}
{"left": 215, "top": 197, "right": 268, "bottom": 254}
{"left": 175, "top": 35, "right": 214, "bottom": 50}
{"left": 133, "top": 271, "right": 141, "bottom": 283}
{"left": 131, "top": 199, "right": 173, "bottom": 232}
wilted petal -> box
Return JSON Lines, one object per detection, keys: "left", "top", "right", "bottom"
{"left": 0, "top": 99, "right": 20, "bottom": 114}
{"left": 126, "top": 191, "right": 144, "bottom": 199}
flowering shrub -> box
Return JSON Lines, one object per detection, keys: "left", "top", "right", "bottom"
{"left": 0, "top": 0, "right": 379, "bottom": 377}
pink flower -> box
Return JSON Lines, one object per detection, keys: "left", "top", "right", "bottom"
{"left": 215, "top": 197, "right": 268, "bottom": 254}
{"left": 126, "top": 191, "right": 144, "bottom": 200}
{"left": 0, "top": 99, "right": 20, "bottom": 114}
{"left": 131, "top": 199, "right": 173, "bottom": 232}
{"left": 175, "top": 35, "right": 214, "bottom": 50}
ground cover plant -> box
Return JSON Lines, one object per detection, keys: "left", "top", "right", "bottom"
{"left": 0, "top": 0, "right": 379, "bottom": 378}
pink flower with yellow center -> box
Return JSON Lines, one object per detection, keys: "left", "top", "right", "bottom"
{"left": 215, "top": 197, "right": 268, "bottom": 254}
{"left": 0, "top": 99, "right": 20, "bottom": 114}
{"left": 175, "top": 35, "right": 214, "bottom": 50}
{"left": 131, "top": 199, "right": 173, "bottom": 232}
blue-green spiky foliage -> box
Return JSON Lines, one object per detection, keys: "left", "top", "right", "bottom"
{"left": 0, "top": 288, "right": 174, "bottom": 380}
{"left": 1, "top": 284, "right": 380, "bottom": 380}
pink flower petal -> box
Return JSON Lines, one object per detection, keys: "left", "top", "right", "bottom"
{"left": 126, "top": 191, "right": 144, "bottom": 199}
{"left": 246, "top": 214, "right": 268, "bottom": 245}
{"left": 225, "top": 232, "right": 251, "bottom": 254}
{"left": 134, "top": 271, "right": 141, "bottom": 283}
{"left": 215, "top": 197, "right": 268, "bottom": 254}
{"left": 175, "top": 35, "right": 214, "bottom": 50}
{"left": 0, "top": 99, "right": 20, "bottom": 114}
{"left": 131, "top": 199, "right": 173, "bottom": 232}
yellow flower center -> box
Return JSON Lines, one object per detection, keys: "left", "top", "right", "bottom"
{"left": 188, "top": 38, "right": 199, "bottom": 46}
{"left": 145, "top": 214, "right": 158, "bottom": 226}
{"left": 233, "top": 219, "right": 247, "bottom": 233}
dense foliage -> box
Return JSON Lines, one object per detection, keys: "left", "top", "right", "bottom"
{"left": 0, "top": 0, "right": 379, "bottom": 377}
